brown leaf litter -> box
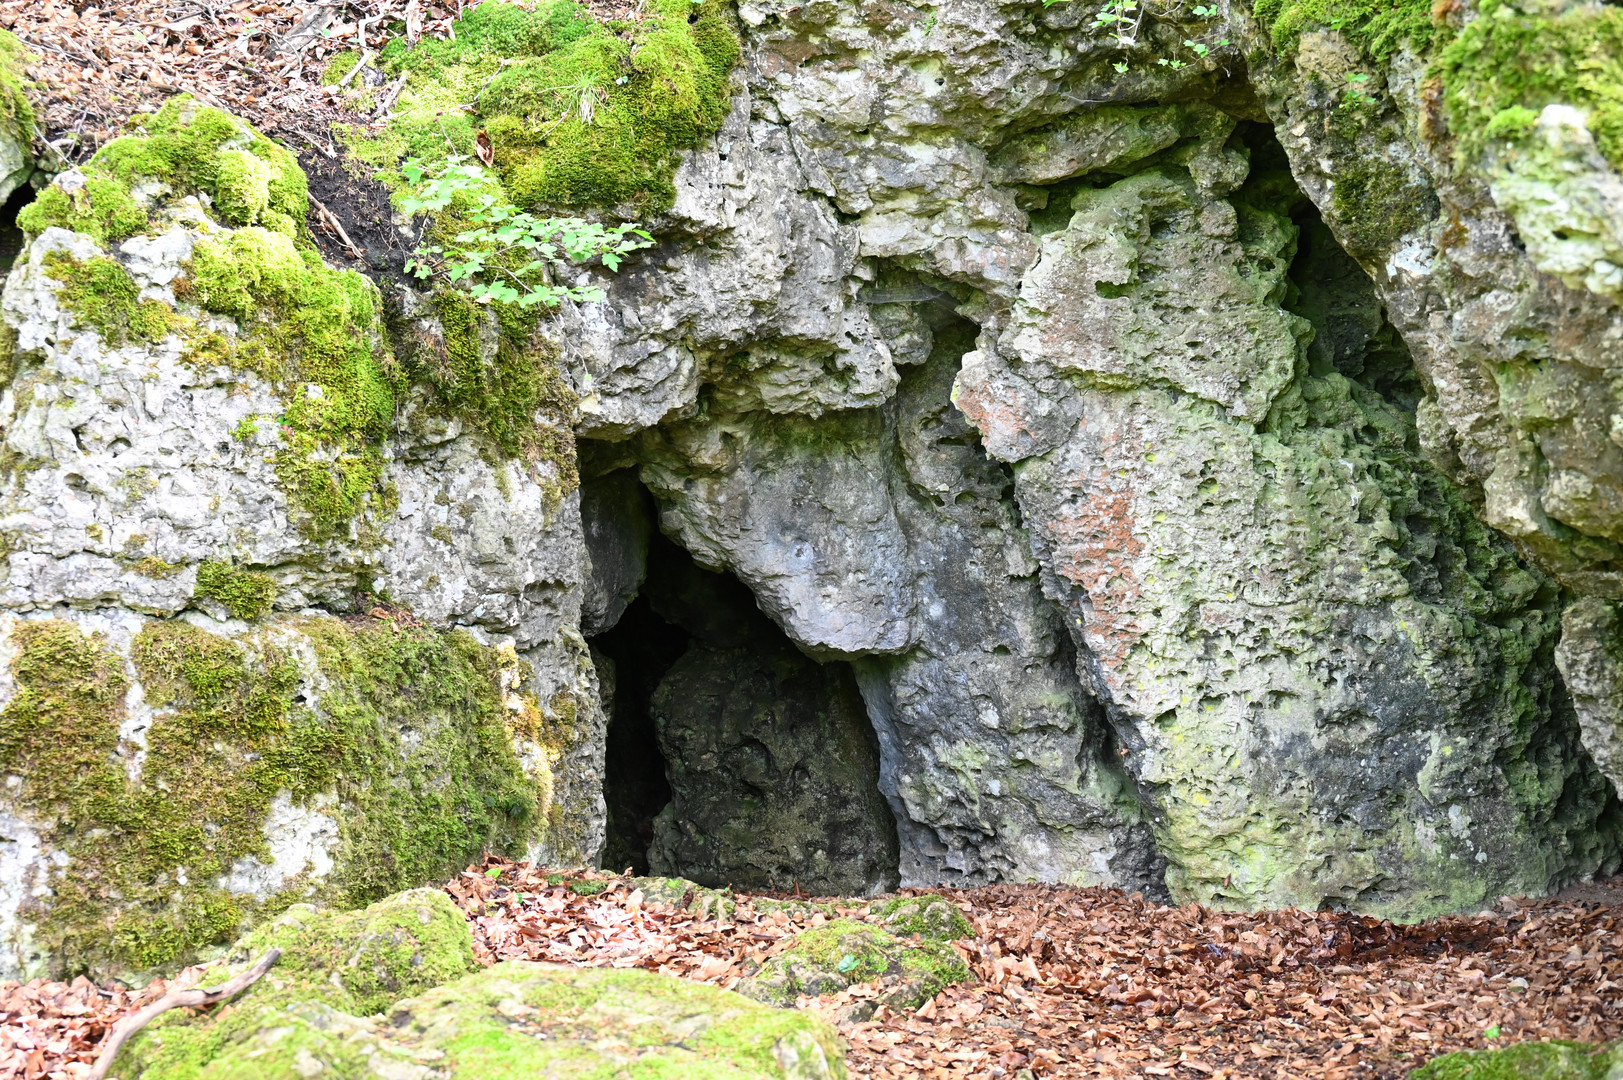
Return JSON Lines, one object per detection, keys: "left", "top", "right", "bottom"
{"left": 2, "top": 861, "right": 1620, "bottom": 1079}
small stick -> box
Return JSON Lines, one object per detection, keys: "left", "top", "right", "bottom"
{"left": 89, "top": 949, "right": 281, "bottom": 1080}
{"left": 372, "top": 72, "right": 408, "bottom": 120}
{"left": 310, "top": 195, "right": 366, "bottom": 261}
{"left": 336, "top": 48, "right": 373, "bottom": 88}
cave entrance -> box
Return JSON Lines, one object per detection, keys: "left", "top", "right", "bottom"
{"left": 0, "top": 181, "right": 35, "bottom": 276}
{"left": 584, "top": 473, "right": 900, "bottom": 895}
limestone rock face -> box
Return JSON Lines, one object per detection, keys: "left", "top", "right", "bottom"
{"left": 633, "top": 338, "right": 1163, "bottom": 893}
{"left": 1234, "top": 2, "right": 1623, "bottom": 817}
{"left": 956, "top": 161, "right": 1614, "bottom": 917}
{"left": 0, "top": 608, "right": 586, "bottom": 982}
{"left": 1557, "top": 598, "right": 1623, "bottom": 796}
{"left": 0, "top": 102, "right": 605, "bottom": 980}
{"left": 561, "top": 0, "right": 1623, "bottom": 913}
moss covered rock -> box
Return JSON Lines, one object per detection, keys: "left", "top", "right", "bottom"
{"left": 0, "top": 30, "right": 35, "bottom": 207}
{"left": 875, "top": 895, "right": 975, "bottom": 942}
{"left": 124, "top": 956, "right": 846, "bottom": 1080}
{"left": 117, "top": 889, "right": 478, "bottom": 1078}
{"left": 735, "top": 918, "right": 972, "bottom": 1012}
{"left": 347, "top": 0, "right": 737, "bottom": 215}
{"left": 0, "top": 610, "right": 580, "bottom": 981}
{"left": 1411, "top": 1040, "right": 1623, "bottom": 1080}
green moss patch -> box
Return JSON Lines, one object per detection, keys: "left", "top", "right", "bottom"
{"left": 1249, "top": 0, "right": 1437, "bottom": 61}
{"left": 194, "top": 559, "right": 278, "bottom": 620}
{"left": 17, "top": 97, "right": 405, "bottom": 538}
{"left": 0, "top": 615, "right": 546, "bottom": 979}
{"left": 178, "top": 226, "right": 402, "bottom": 539}
{"left": 736, "top": 919, "right": 971, "bottom": 1011}
{"left": 126, "top": 958, "right": 846, "bottom": 1079}
{"left": 404, "top": 289, "right": 578, "bottom": 499}
{"left": 0, "top": 619, "right": 312, "bottom": 976}
{"left": 0, "top": 29, "right": 36, "bottom": 148}
{"left": 876, "top": 895, "right": 975, "bottom": 941}
{"left": 1411, "top": 1040, "right": 1622, "bottom": 1080}
{"left": 18, "top": 96, "right": 304, "bottom": 242}
{"left": 391, "top": 961, "right": 846, "bottom": 1079}
{"left": 42, "top": 252, "right": 180, "bottom": 347}
{"left": 1437, "top": 0, "right": 1623, "bottom": 172}
{"left": 351, "top": 0, "right": 738, "bottom": 214}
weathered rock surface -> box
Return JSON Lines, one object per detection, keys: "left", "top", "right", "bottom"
{"left": 633, "top": 335, "right": 1162, "bottom": 892}
{"left": 1557, "top": 599, "right": 1623, "bottom": 797}
{"left": 957, "top": 158, "right": 1616, "bottom": 916}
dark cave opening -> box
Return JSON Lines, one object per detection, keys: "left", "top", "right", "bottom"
{"left": 593, "top": 588, "right": 685, "bottom": 876}
{"left": 584, "top": 474, "right": 899, "bottom": 892}
{"left": 0, "top": 182, "right": 34, "bottom": 276}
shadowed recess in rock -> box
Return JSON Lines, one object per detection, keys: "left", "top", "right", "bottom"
{"left": 584, "top": 483, "right": 901, "bottom": 894}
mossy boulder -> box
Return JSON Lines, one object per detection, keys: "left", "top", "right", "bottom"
{"left": 875, "top": 895, "right": 975, "bottom": 941}
{"left": 0, "top": 612, "right": 564, "bottom": 981}
{"left": 629, "top": 876, "right": 738, "bottom": 920}
{"left": 1411, "top": 1041, "right": 1623, "bottom": 1080}
{"left": 118, "top": 888, "right": 478, "bottom": 1077}
{"left": 234, "top": 889, "right": 477, "bottom": 1015}
{"left": 735, "top": 918, "right": 972, "bottom": 1012}
{"left": 124, "top": 954, "right": 847, "bottom": 1079}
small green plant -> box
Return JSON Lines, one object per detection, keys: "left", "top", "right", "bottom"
{"left": 1342, "top": 70, "right": 1376, "bottom": 106}
{"left": 1092, "top": 0, "right": 1141, "bottom": 46}
{"left": 400, "top": 156, "right": 652, "bottom": 309}
{"left": 1040, "top": 0, "right": 1226, "bottom": 73}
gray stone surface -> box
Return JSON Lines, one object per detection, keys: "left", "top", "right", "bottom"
{"left": 955, "top": 160, "right": 1617, "bottom": 918}
{"left": 635, "top": 335, "right": 1163, "bottom": 893}
{"left": 1556, "top": 598, "right": 1623, "bottom": 798}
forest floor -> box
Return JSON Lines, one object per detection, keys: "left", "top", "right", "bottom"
{"left": 3, "top": 860, "right": 1620, "bottom": 1079}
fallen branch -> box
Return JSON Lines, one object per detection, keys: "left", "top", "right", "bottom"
{"left": 88, "top": 949, "right": 281, "bottom": 1080}
{"left": 372, "top": 72, "right": 409, "bottom": 120}
{"left": 336, "top": 47, "right": 373, "bottom": 88}
{"left": 310, "top": 195, "right": 367, "bottom": 261}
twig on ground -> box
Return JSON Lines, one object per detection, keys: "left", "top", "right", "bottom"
{"left": 87, "top": 949, "right": 281, "bottom": 1080}
{"left": 311, "top": 194, "right": 367, "bottom": 260}
{"left": 336, "top": 47, "right": 373, "bottom": 86}
{"left": 372, "top": 71, "right": 408, "bottom": 119}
